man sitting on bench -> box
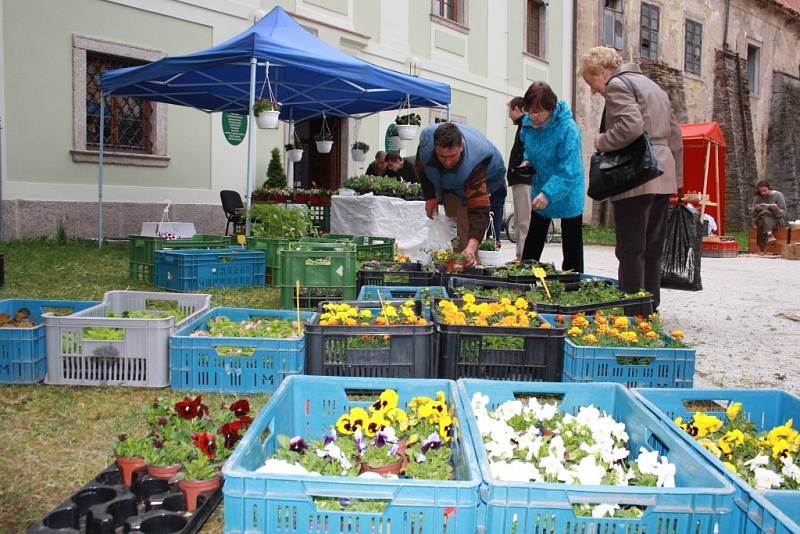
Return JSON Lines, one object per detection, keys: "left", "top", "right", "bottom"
{"left": 751, "top": 180, "right": 787, "bottom": 252}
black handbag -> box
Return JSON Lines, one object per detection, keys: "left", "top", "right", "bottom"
{"left": 587, "top": 75, "right": 663, "bottom": 201}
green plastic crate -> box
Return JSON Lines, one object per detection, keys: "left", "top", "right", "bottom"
{"left": 240, "top": 236, "right": 292, "bottom": 285}
{"left": 277, "top": 242, "right": 357, "bottom": 309}
{"left": 128, "top": 234, "right": 229, "bottom": 283}
{"left": 314, "top": 234, "right": 396, "bottom": 261}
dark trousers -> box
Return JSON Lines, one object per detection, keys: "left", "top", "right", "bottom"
{"left": 521, "top": 211, "right": 584, "bottom": 273}
{"left": 612, "top": 194, "right": 669, "bottom": 310}
{"left": 489, "top": 188, "right": 506, "bottom": 241}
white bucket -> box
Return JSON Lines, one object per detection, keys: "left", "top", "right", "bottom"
{"left": 316, "top": 140, "right": 334, "bottom": 154}
{"left": 397, "top": 124, "right": 418, "bottom": 140}
{"left": 287, "top": 148, "right": 304, "bottom": 162}
{"left": 255, "top": 110, "right": 280, "bottom": 129}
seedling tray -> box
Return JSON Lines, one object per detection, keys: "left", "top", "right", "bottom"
{"left": 27, "top": 463, "right": 221, "bottom": 533}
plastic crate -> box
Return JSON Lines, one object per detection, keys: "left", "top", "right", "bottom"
{"left": 154, "top": 249, "right": 265, "bottom": 292}
{"left": 128, "top": 234, "right": 230, "bottom": 284}
{"left": 437, "top": 267, "right": 509, "bottom": 288}
{"left": 562, "top": 335, "right": 695, "bottom": 388}
{"left": 433, "top": 300, "right": 565, "bottom": 381}
{"left": 308, "top": 203, "right": 330, "bottom": 232}
{"left": 458, "top": 379, "right": 737, "bottom": 534}
{"left": 277, "top": 242, "right": 357, "bottom": 309}
{"left": 221, "top": 375, "right": 482, "bottom": 534}
{"left": 357, "top": 264, "right": 436, "bottom": 289}
{"left": 324, "top": 234, "right": 396, "bottom": 261}
{"left": 304, "top": 301, "right": 437, "bottom": 378}
{"left": 0, "top": 299, "right": 99, "bottom": 384}
{"left": 447, "top": 276, "right": 534, "bottom": 299}
{"left": 44, "top": 291, "right": 211, "bottom": 387}
{"left": 170, "top": 307, "right": 315, "bottom": 393}
{"left": 0, "top": 253, "right": 4, "bottom": 287}
{"left": 357, "top": 285, "right": 448, "bottom": 301}
{"left": 238, "top": 236, "right": 291, "bottom": 285}
{"left": 634, "top": 388, "right": 800, "bottom": 534}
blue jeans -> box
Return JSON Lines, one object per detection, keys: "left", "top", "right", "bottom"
{"left": 489, "top": 187, "right": 507, "bottom": 241}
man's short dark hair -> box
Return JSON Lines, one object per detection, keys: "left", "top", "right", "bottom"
{"left": 384, "top": 151, "right": 402, "bottom": 163}
{"left": 374, "top": 150, "right": 386, "bottom": 160}
{"left": 508, "top": 96, "right": 525, "bottom": 110}
{"left": 756, "top": 180, "right": 771, "bottom": 189}
{"left": 433, "top": 122, "right": 463, "bottom": 148}
{"left": 523, "top": 82, "right": 558, "bottom": 113}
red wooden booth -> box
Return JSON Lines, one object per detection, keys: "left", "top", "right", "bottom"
{"left": 679, "top": 122, "right": 727, "bottom": 235}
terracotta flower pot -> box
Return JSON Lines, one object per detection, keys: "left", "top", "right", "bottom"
{"left": 146, "top": 464, "right": 182, "bottom": 480}
{"left": 359, "top": 441, "right": 408, "bottom": 476}
{"left": 446, "top": 259, "right": 466, "bottom": 273}
{"left": 178, "top": 475, "right": 222, "bottom": 512}
{"left": 116, "top": 456, "right": 146, "bottom": 486}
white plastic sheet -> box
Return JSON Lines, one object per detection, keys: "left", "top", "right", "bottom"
{"left": 330, "top": 194, "right": 456, "bottom": 262}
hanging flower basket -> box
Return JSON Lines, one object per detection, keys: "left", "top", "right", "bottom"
{"left": 315, "top": 140, "right": 334, "bottom": 153}
{"left": 397, "top": 124, "right": 418, "bottom": 140}
{"left": 285, "top": 143, "right": 304, "bottom": 163}
{"left": 395, "top": 109, "right": 422, "bottom": 140}
{"left": 478, "top": 249, "right": 505, "bottom": 267}
{"left": 350, "top": 141, "right": 369, "bottom": 162}
{"left": 255, "top": 110, "right": 280, "bottom": 129}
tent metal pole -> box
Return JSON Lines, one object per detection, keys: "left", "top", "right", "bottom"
{"left": 98, "top": 94, "right": 105, "bottom": 247}
{"left": 245, "top": 57, "right": 257, "bottom": 236}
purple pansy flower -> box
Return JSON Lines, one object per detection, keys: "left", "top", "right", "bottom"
{"left": 374, "top": 426, "right": 398, "bottom": 448}
{"left": 289, "top": 436, "right": 308, "bottom": 454}
{"left": 421, "top": 432, "right": 442, "bottom": 453}
{"left": 324, "top": 429, "right": 337, "bottom": 446}
{"left": 354, "top": 429, "right": 367, "bottom": 454}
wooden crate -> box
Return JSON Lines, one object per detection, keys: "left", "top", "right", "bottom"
{"left": 748, "top": 227, "right": 789, "bottom": 254}
{"left": 782, "top": 243, "right": 800, "bottom": 260}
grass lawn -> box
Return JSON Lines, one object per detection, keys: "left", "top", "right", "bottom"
{"left": 0, "top": 239, "right": 280, "bottom": 532}
{"left": 582, "top": 224, "right": 616, "bottom": 246}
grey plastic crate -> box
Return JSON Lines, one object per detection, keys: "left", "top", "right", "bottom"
{"left": 44, "top": 291, "right": 211, "bottom": 387}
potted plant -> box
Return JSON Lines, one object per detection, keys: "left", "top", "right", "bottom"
{"left": 314, "top": 132, "right": 334, "bottom": 154}
{"left": 395, "top": 113, "right": 422, "bottom": 140}
{"left": 350, "top": 141, "right": 369, "bottom": 162}
{"left": 433, "top": 249, "right": 468, "bottom": 273}
{"left": 477, "top": 238, "right": 504, "bottom": 266}
{"left": 178, "top": 456, "right": 222, "bottom": 512}
{"left": 253, "top": 98, "right": 281, "bottom": 129}
{"left": 285, "top": 143, "right": 304, "bottom": 163}
{"left": 114, "top": 434, "right": 149, "bottom": 486}
{"left": 143, "top": 437, "right": 187, "bottom": 479}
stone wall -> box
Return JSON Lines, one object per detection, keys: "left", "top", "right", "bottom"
{"left": 766, "top": 73, "right": 800, "bottom": 222}
{"left": 0, "top": 200, "right": 227, "bottom": 241}
{"left": 712, "top": 49, "right": 759, "bottom": 232}
{"left": 640, "top": 60, "right": 689, "bottom": 124}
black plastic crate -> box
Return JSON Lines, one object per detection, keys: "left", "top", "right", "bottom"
{"left": 432, "top": 299, "right": 565, "bottom": 382}
{"left": 536, "top": 294, "right": 654, "bottom": 317}
{"left": 447, "top": 276, "right": 534, "bottom": 298}
{"left": 304, "top": 301, "right": 437, "bottom": 378}
{"left": 357, "top": 262, "right": 435, "bottom": 289}
{"left": 27, "top": 463, "right": 221, "bottom": 534}
{"left": 0, "top": 254, "right": 4, "bottom": 287}
{"left": 436, "top": 266, "right": 508, "bottom": 287}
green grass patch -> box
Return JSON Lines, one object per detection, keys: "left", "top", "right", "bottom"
{"left": 582, "top": 224, "right": 616, "bottom": 246}
{"left": 0, "top": 238, "right": 279, "bottom": 532}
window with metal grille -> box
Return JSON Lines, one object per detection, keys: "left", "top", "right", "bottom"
{"left": 86, "top": 52, "right": 153, "bottom": 153}
{"left": 602, "top": 0, "right": 624, "bottom": 50}
{"left": 640, "top": 3, "right": 659, "bottom": 60}
{"left": 747, "top": 43, "right": 760, "bottom": 95}
{"left": 684, "top": 19, "right": 703, "bottom": 75}
{"left": 527, "top": 0, "right": 546, "bottom": 58}
{"left": 433, "top": 0, "right": 464, "bottom": 24}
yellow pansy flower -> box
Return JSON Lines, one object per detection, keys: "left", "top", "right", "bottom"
{"left": 718, "top": 429, "right": 745, "bottom": 454}
{"left": 723, "top": 462, "right": 738, "bottom": 474}
{"left": 369, "top": 389, "right": 399, "bottom": 414}
{"left": 725, "top": 402, "right": 742, "bottom": 421}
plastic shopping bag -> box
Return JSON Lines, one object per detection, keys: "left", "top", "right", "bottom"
{"left": 661, "top": 203, "right": 703, "bottom": 291}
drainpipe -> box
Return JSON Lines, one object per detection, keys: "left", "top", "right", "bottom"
{"left": 723, "top": 0, "right": 732, "bottom": 51}
{"left": 571, "top": 0, "right": 578, "bottom": 113}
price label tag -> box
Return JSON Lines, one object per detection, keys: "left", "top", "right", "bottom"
{"left": 532, "top": 267, "right": 551, "bottom": 299}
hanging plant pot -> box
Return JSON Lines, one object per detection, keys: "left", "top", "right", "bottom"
{"left": 255, "top": 110, "right": 280, "bottom": 129}
{"left": 287, "top": 148, "right": 304, "bottom": 162}
{"left": 316, "top": 140, "right": 334, "bottom": 154}
{"left": 351, "top": 148, "right": 366, "bottom": 162}
{"left": 178, "top": 475, "right": 222, "bottom": 512}
{"left": 396, "top": 124, "right": 418, "bottom": 140}
{"left": 478, "top": 249, "right": 506, "bottom": 267}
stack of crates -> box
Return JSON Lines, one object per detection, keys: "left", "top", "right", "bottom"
{"left": 277, "top": 241, "right": 357, "bottom": 309}
{"left": 238, "top": 236, "right": 291, "bottom": 285}
{"left": 128, "top": 234, "right": 229, "bottom": 284}
{"left": 154, "top": 248, "right": 265, "bottom": 292}
{"left": 320, "top": 234, "right": 395, "bottom": 261}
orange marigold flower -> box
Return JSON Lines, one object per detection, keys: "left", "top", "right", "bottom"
{"left": 638, "top": 322, "right": 652, "bottom": 332}
{"left": 671, "top": 330, "right": 685, "bottom": 339}
{"left": 645, "top": 331, "right": 659, "bottom": 340}
{"left": 555, "top": 314, "right": 565, "bottom": 323}
{"left": 614, "top": 317, "right": 629, "bottom": 329}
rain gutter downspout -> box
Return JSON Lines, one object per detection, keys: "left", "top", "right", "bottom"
{"left": 723, "top": 0, "right": 732, "bottom": 51}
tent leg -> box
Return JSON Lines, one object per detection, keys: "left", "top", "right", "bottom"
{"left": 245, "top": 57, "right": 257, "bottom": 236}
{"left": 287, "top": 118, "right": 295, "bottom": 189}
{"left": 98, "top": 94, "right": 105, "bottom": 247}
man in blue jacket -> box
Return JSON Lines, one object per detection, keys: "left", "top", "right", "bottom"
{"left": 416, "top": 122, "right": 507, "bottom": 267}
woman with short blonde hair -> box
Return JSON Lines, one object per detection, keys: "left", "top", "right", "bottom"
{"left": 577, "top": 46, "right": 623, "bottom": 77}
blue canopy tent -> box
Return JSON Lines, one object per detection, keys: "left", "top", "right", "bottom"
{"left": 98, "top": 5, "right": 450, "bottom": 243}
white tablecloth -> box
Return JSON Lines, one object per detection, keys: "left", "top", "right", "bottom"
{"left": 330, "top": 194, "right": 456, "bottom": 261}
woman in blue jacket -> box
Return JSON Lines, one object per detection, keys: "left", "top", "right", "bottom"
{"left": 518, "top": 82, "right": 585, "bottom": 272}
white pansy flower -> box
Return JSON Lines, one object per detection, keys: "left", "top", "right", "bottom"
{"left": 256, "top": 459, "right": 317, "bottom": 476}
{"left": 636, "top": 448, "right": 660, "bottom": 475}
{"left": 490, "top": 460, "right": 541, "bottom": 482}
{"left": 549, "top": 435, "right": 566, "bottom": 459}
{"left": 497, "top": 400, "right": 524, "bottom": 421}
{"left": 540, "top": 454, "right": 565, "bottom": 477}
{"left": 654, "top": 457, "right": 677, "bottom": 488}
{"left": 575, "top": 455, "right": 606, "bottom": 486}
{"left": 780, "top": 457, "right": 800, "bottom": 484}
{"left": 472, "top": 392, "right": 490, "bottom": 411}
{"left": 753, "top": 467, "right": 784, "bottom": 490}
{"left": 536, "top": 402, "right": 559, "bottom": 421}
{"left": 591, "top": 504, "right": 620, "bottom": 518}
{"left": 744, "top": 455, "right": 770, "bottom": 471}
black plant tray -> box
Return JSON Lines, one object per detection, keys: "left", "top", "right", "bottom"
{"left": 27, "top": 463, "right": 222, "bottom": 534}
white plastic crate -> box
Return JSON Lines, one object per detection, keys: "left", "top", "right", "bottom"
{"left": 44, "top": 291, "right": 211, "bottom": 387}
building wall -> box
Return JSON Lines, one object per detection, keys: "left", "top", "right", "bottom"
{"left": 574, "top": 0, "right": 800, "bottom": 226}
{"left": 0, "top": 0, "right": 573, "bottom": 239}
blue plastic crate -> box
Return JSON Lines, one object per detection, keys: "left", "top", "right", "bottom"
{"left": 357, "top": 285, "right": 448, "bottom": 301}
{"left": 154, "top": 248, "right": 265, "bottom": 292}
{"left": 563, "top": 335, "right": 695, "bottom": 388}
{"left": 170, "top": 307, "right": 315, "bottom": 393}
{"left": 634, "top": 388, "right": 800, "bottom": 533}
{"left": 222, "top": 375, "right": 483, "bottom": 534}
{"left": 0, "top": 299, "right": 98, "bottom": 384}
{"left": 458, "top": 379, "right": 736, "bottom": 534}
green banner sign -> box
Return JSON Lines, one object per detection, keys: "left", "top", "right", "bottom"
{"left": 385, "top": 123, "right": 403, "bottom": 153}
{"left": 222, "top": 112, "right": 247, "bottom": 145}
